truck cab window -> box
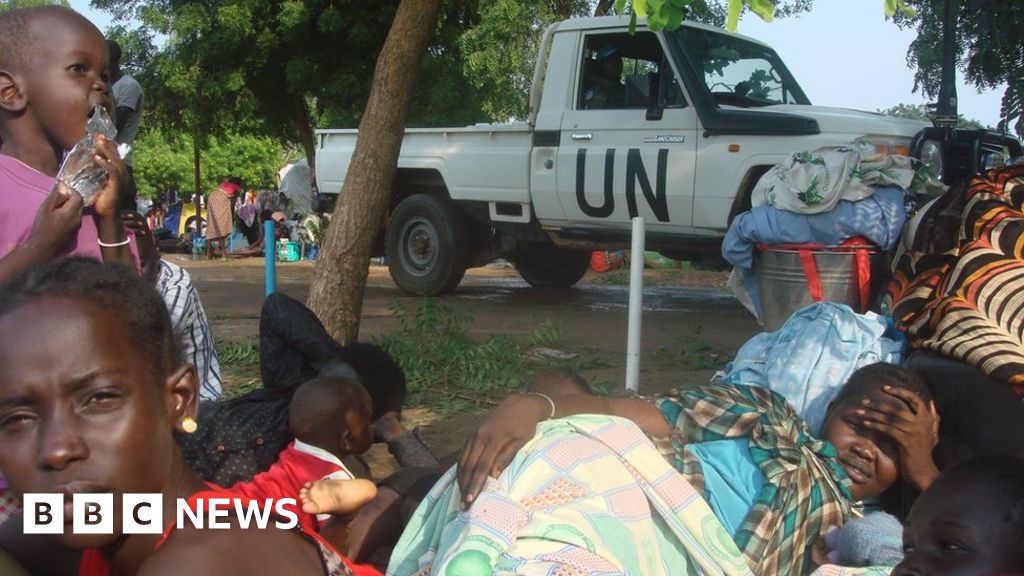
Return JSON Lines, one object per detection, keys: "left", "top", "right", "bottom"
{"left": 672, "top": 27, "right": 810, "bottom": 108}
{"left": 578, "top": 32, "right": 686, "bottom": 111}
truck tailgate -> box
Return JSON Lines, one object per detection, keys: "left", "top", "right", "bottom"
{"left": 316, "top": 125, "right": 533, "bottom": 204}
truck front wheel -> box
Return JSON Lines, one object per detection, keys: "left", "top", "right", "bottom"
{"left": 513, "top": 243, "right": 590, "bottom": 289}
{"left": 386, "top": 194, "right": 468, "bottom": 296}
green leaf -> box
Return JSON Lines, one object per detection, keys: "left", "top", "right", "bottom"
{"left": 747, "top": 0, "right": 775, "bottom": 23}
{"left": 615, "top": 0, "right": 627, "bottom": 16}
{"left": 662, "top": 4, "right": 686, "bottom": 30}
{"left": 648, "top": 8, "right": 669, "bottom": 31}
{"left": 883, "top": 0, "right": 914, "bottom": 18}
{"left": 726, "top": 0, "right": 742, "bottom": 30}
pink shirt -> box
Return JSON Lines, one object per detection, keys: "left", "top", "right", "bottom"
{"left": 0, "top": 153, "right": 136, "bottom": 262}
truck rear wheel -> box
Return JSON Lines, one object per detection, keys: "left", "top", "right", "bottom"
{"left": 386, "top": 194, "right": 468, "bottom": 296}
{"left": 513, "top": 243, "right": 590, "bottom": 289}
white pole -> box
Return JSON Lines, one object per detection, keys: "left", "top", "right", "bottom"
{"left": 625, "top": 216, "right": 645, "bottom": 393}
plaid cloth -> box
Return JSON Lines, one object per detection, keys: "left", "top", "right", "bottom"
{"left": 654, "top": 384, "right": 854, "bottom": 576}
{"left": 388, "top": 415, "right": 753, "bottom": 576}
{"left": 884, "top": 165, "right": 1024, "bottom": 394}
{"left": 0, "top": 488, "right": 19, "bottom": 526}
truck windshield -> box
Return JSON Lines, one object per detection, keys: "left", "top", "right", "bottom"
{"left": 670, "top": 27, "right": 810, "bottom": 108}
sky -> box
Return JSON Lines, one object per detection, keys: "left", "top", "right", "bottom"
{"left": 71, "top": 0, "right": 1006, "bottom": 128}
{"left": 736, "top": 0, "right": 1005, "bottom": 127}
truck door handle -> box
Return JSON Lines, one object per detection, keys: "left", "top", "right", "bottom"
{"left": 571, "top": 133, "right": 593, "bottom": 141}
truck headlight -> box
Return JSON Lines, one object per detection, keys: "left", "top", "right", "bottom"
{"left": 920, "top": 139, "right": 944, "bottom": 180}
{"left": 982, "top": 150, "right": 1007, "bottom": 171}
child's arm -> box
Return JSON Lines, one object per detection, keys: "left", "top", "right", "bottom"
{"left": 90, "top": 134, "right": 134, "bottom": 267}
{"left": 121, "top": 211, "right": 158, "bottom": 282}
{"left": 0, "top": 186, "right": 83, "bottom": 286}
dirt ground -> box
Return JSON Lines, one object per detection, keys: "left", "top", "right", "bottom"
{"left": 180, "top": 256, "right": 762, "bottom": 475}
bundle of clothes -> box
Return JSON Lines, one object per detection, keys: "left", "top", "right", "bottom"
{"left": 722, "top": 140, "right": 930, "bottom": 324}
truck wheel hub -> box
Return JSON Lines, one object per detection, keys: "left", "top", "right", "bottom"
{"left": 400, "top": 217, "right": 438, "bottom": 274}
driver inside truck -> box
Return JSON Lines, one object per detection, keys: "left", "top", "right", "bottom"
{"left": 582, "top": 45, "right": 625, "bottom": 110}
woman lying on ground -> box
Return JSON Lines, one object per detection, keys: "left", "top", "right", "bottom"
{"left": 0, "top": 258, "right": 378, "bottom": 576}
{"left": 390, "top": 365, "right": 940, "bottom": 575}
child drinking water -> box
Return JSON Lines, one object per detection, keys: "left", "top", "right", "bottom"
{"left": 0, "top": 6, "right": 135, "bottom": 285}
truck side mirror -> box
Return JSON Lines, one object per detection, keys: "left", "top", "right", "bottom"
{"left": 646, "top": 71, "right": 663, "bottom": 121}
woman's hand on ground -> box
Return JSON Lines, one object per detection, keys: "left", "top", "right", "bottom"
{"left": 858, "top": 385, "right": 941, "bottom": 491}
{"left": 456, "top": 393, "right": 550, "bottom": 511}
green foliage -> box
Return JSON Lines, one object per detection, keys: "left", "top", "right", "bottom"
{"left": 374, "top": 300, "right": 608, "bottom": 413}
{"left": 215, "top": 339, "right": 261, "bottom": 399}
{"left": 616, "top": 0, "right": 813, "bottom": 31}
{"left": 892, "top": 0, "right": 1024, "bottom": 138}
{"left": 457, "top": 0, "right": 588, "bottom": 122}
{"left": 999, "top": 79, "right": 1024, "bottom": 138}
{"left": 652, "top": 324, "right": 724, "bottom": 370}
{"left": 133, "top": 127, "right": 288, "bottom": 198}
{"left": 0, "top": 0, "right": 68, "bottom": 10}
{"left": 877, "top": 103, "right": 988, "bottom": 130}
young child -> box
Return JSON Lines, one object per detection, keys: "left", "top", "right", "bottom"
{"left": 0, "top": 6, "right": 135, "bottom": 285}
{"left": 818, "top": 363, "right": 940, "bottom": 501}
{"left": 892, "top": 454, "right": 1024, "bottom": 576}
{"left": 230, "top": 376, "right": 378, "bottom": 533}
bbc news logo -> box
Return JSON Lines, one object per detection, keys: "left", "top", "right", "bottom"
{"left": 22, "top": 494, "right": 300, "bottom": 534}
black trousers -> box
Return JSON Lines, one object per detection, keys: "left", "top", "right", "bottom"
{"left": 258, "top": 291, "right": 357, "bottom": 395}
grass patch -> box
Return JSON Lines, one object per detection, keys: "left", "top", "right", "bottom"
{"left": 591, "top": 268, "right": 630, "bottom": 285}
{"left": 374, "top": 300, "right": 611, "bottom": 414}
{"left": 211, "top": 303, "right": 616, "bottom": 413}
{"left": 216, "top": 339, "right": 262, "bottom": 399}
{"left": 652, "top": 324, "right": 726, "bottom": 371}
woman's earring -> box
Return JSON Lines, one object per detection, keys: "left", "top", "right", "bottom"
{"left": 181, "top": 416, "right": 198, "bottom": 434}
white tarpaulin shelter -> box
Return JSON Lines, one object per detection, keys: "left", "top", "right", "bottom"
{"left": 278, "top": 158, "right": 314, "bottom": 217}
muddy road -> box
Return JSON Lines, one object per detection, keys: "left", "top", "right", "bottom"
{"left": 181, "top": 257, "right": 763, "bottom": 466}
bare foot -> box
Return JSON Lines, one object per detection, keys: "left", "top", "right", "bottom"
{"left": 372, "top": 411, "right": 406, "bottom": 443}
{"left": 300, "top": 478, "right": 378, "bottom": 516}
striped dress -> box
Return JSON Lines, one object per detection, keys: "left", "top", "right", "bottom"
{"left": 885, "top": 164, "right": 1024, "bottom": 395}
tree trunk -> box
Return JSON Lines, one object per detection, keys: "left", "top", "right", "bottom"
{"left": 306, "top": 0, "right": 443, "bottom": 344}
{"left": 594, "top": 0, "right": 612, "bottom": 16}
{"left": 292, "top": 95, "right": 317, "bottom": 174}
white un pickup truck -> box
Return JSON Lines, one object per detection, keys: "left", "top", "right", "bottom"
{"left": 315, "top": 15, "right": 1011, "bottom": 296}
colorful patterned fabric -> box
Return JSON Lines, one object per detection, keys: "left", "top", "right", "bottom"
{"left": 387, "top": 415, "right": 754, "bottom": 576}
{"left": 654, "top": 384, "right": 854, "bottom": 576}
{"left": 751, "top": 141, "right": 916, "bottom": 215}
{"left": 810, "top": 565, "right": 891, "bottom": 576}
{"left": 205, "top": 186, "right": 235, "bottom": 240}
{"left": 884, "top": 165, "right": 1024, "bottom": 395}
